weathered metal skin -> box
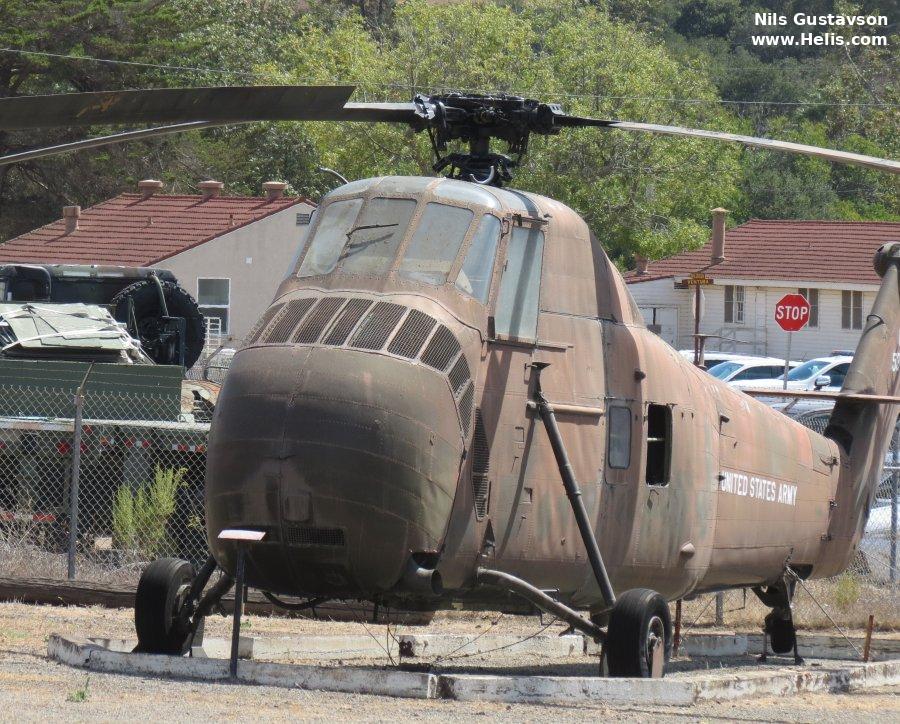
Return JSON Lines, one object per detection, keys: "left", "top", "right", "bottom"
{"left": 205, "top": 176, "right": 898, "bottom": 612}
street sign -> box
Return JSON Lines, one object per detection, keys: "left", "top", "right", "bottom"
{"left": 684, "top": 272, "right": 713, "bottom": 286}
{"left": 774, "top": 293, "right": 810, "bottom": 332}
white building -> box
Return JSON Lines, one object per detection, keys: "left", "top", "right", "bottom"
{"left": 624, "top": 219, "right": 900, "bottom": 361}
{"left": 0, "top": 179, "right": 317, "bottom": 342}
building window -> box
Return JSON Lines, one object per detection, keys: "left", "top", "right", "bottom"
{"left": 724, "top": 285, "right": 744, "bottom": 324}
{"left": 842, "top": 290, "right": 863, "bottom": 330}
{"left": 198, "top": 278, "right": 230, "bottom": 335}
{"left": 798, "top": 288, "right": 819, "bottom": 327}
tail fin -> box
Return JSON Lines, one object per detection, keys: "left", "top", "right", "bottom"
{"left": 825, "top": 242, "right": 900, "bottom": 548}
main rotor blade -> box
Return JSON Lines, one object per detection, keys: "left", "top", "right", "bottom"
{"left": 558, "top": 115, "right": 900, "bottom": 174}
{"left": 336, "top": 102, "right": 419, "bottom": 124}
{"left": 0, "top": 86, "right": 356, "bottom": 130}
{"left": 0, "top": 121, "right": 225, "bottom": 166}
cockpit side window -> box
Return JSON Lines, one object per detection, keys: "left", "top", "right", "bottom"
{"left": 297, "top": 198, "right": 362, "bottom": 277}
{"left": 455, "top": 214, "right": 501, "bottom": 303}
{"left": 494, "top": 225, "right": 544, "bottom": 340}
{"left": 399, "top": 203, "right": 473, "bottom": 285}
{"left": 337, "top": 198, "right": 417, "bottom": 276}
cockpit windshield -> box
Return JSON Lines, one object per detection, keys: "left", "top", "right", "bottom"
{"left": 399, "top": 203, "right": 473, "bottom": 285}
{"left": 295, "top": 191, "right": 503, "bottom": 305}
{"left": 338, "top": 198, "right": 416, "bottom": 276}
{"left": 297, "top": 198, "right": 362, "bottom": 277}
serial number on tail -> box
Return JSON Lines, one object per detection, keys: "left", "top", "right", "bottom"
{"left": 720, "top": 470, "right": 798, "bottom": 506}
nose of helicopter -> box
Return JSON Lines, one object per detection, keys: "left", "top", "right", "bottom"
{"left": 205, "top": 343, "right": 465, "bottom": 597}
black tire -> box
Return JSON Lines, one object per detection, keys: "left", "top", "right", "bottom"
{"left": 135, "top": 557, "right": 194, "bottom": 654}
{"left": 112, "top": 279, "right": 206, "bottom": 368}
{"left": 606, "top": 588, "right": 672, "bottom": 677}
{"left": 766, "top": 611, "right": 796, "bottom": 654}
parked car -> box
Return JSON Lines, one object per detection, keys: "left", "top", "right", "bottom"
{"left": 707, "top": 357, "right": 798, "bottom": 384}
{"left": 735, "top": 355, "right": 853, "bottom": 393}
{"left": 678, "top": 350, "right": 754, "bottom": 368}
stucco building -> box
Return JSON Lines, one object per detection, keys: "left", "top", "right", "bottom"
{"left": 624, "top": 219, "right": 900, "bottom": 361}
{"left": 0, "top": 179, "right": 316, "bottom": 342}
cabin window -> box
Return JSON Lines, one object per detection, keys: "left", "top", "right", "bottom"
{"left": 798, "top": 288, "right": 819, "bottom": 327}
{"left": 645, "top": 404, "right": 671, "bottom": 486}
{"left": 338, "top": 198, "right": 417, "bottom": 276}
{"left": 456, "top": 214, "right": 502, "bottom": 303}
{"left": 607, "top": 405, "right": 631, "bottom": 469}
{"left": 842, "top": 290, "right": 863, "bottom": 330}
{"left": 399, "top": 203, "right": 473, "bottom": 285}
{"left": 724, "top": 285, "right": 744, "bottom": 324}
{"left": 494, "top": 225, "right": 544, "bottom": 340}
{"left": 297, "top": 198, "right": 362, "bottom": 277}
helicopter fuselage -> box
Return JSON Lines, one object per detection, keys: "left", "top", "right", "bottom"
{"left": 205, "top": 175, "right": 888, "bottom": 613}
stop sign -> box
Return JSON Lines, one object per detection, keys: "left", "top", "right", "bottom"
{"left": 775, "top": 293, "right": 810, "bottom": 332}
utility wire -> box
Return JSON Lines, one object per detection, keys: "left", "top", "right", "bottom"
{"left": 0, "top": 47, "right": 896, "bottom": 108}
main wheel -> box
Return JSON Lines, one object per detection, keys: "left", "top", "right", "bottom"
{"left": 135, "top": 558, "right": 195, "bottom": 654}
{"left": 605, "top": 588, "right": 672, "bottom": 677}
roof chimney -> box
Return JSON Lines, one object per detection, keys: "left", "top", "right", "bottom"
{"left": 711, "top": 207, "right": 728, "bottom": 264}
{"left": 137, "top": 179, "right": 164, "bottom": 199}
{"left": 198, "top": 179, "right": 224, "bottom": 200}
{"left": 634, "top": 254, "right": 649, "bottom": 276}
{"left": 262, "top": 180, "right": 287, "bottom": 201}
{"left": 62, "top": 205, "right": 81, "bottom": 234}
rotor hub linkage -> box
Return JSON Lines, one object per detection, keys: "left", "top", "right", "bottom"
{"left": 413, "top": 93, "right": 565, "bottom": 187}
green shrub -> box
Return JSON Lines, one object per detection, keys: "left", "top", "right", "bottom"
{"left": 113, "top": 466, "right": 185, "bottom": 558}
{"left": 832, "top": 572, "right": 861, "bottom": 611}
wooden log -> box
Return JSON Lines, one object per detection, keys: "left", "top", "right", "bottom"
{"left": 0, "top": 576, "right": 432, "bottom": 624}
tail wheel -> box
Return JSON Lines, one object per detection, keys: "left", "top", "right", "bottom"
{"left": 135, "top": 557, "right": 194, "bottom": 654}
{"left": 765, "top": 610, "right": 796, "bottom": 654}
{"left": 606, "top": 588, "right": 672, "bottom": 678}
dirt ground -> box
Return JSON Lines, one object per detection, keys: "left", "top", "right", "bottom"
{"left": 0, "top": 601, "right": 898, "bottom": 722}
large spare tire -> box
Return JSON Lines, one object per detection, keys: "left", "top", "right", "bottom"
{"left": 112, "top": 279, "right": 205, "bottom": 368}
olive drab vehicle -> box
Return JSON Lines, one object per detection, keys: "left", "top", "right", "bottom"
{"left": 2, "top": 86, "right": 898, "bottom": 677}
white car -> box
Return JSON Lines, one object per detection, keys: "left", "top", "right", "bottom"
{"left": 678, "top": 350, "right": 750, "bottom": 368}
{"left": 735, "top": 355, "right": 853, "bottom": 393}
{"left": 707, "top": 357, "right": 799, "bottom": 384}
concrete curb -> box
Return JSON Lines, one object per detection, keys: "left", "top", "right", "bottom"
{"left": 48, "top": 633, "right": 900, "bottom": 706}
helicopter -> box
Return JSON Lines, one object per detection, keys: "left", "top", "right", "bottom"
{"left": 1, "top": 86, "right": 899, "bottom": 678}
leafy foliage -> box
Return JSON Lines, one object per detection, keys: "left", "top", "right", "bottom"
{"left": 112, "top": 465, "right": 185, "bottom": 559}
{"left": 0, "top": 0, "right": 896, "bottom": 266}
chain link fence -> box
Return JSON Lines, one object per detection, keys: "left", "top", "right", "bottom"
{"left": 0, "top": 382, "right": 210, "bottom": 585}
{"left": 0, "top": 372, "right": 895, "bottom": 631}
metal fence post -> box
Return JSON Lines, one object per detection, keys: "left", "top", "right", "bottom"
{"left": 66, "top": 364, "right": 92, "bottom": 580}
{"left": 715, "top": 592, "right": 724, "bottom": 626}
{"left": 892, "top": 428, "right": 898, "bottom": 586}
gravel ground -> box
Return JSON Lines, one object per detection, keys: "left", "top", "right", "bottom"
{"left": 1, "top": 601, "right": 898, "bottom": 722}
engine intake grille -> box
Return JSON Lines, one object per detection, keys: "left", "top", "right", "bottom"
{"left": 421, "top": 325, "right": 461, "bottom": 371}
{"left": 293, "top": 297, "right": 347, "bottom": 344}
{"left": 388, "top": 309, "right": 437, "bottom": 358}
{"left": 350, "top": 302, "right": 406, "bottom": 350}
{"left": 323, "top": 298, "right": 373, "bottom": 346}
{"left": 265, "top": 297, "right": 316, "bottom": 344}
{"left": 246, "top": 302, "right": 285, "bottom": 345}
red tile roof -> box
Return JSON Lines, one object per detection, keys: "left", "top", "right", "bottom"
{"left": 0, "top": 192, "right": 312, "bottom": 266}
{"left": 624, "top": 220, "right": 900, "bottom": 287}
